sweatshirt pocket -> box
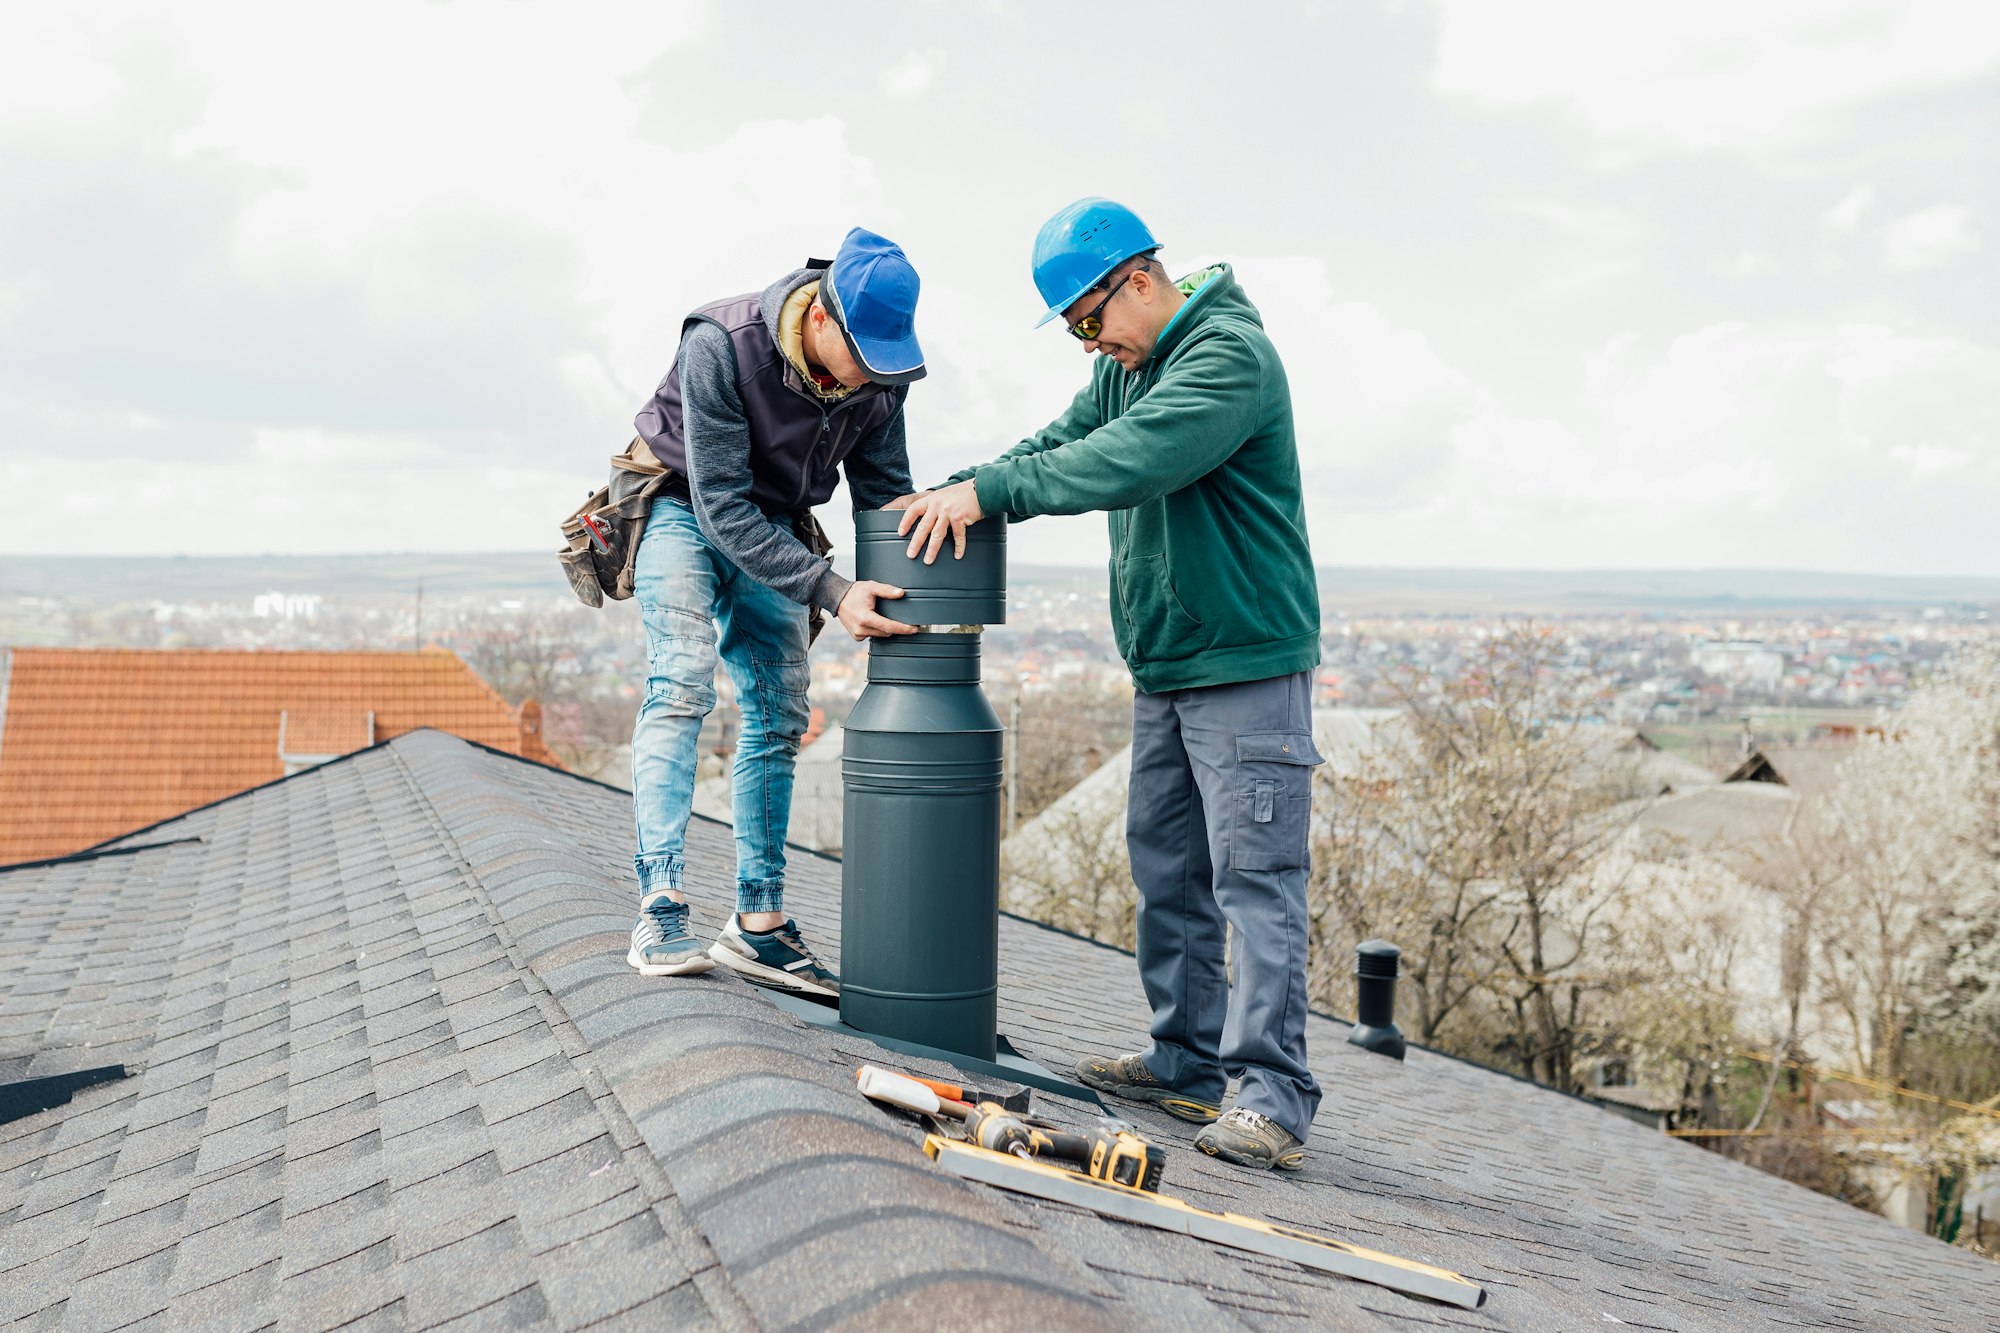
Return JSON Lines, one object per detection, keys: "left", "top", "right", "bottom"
{"left": 1118, "top": 553, "right": 1203, "bottom": 654}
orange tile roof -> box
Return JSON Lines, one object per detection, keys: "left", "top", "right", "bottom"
{"left": 280, "top": 707, "right": 375, "bottom": 757}
{"left": 0, "top": 647, "right": 562, "bottom": 864}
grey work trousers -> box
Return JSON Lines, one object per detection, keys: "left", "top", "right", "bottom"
{"left": 1127, "top": 670, "right": 1324, "bottom": 1142}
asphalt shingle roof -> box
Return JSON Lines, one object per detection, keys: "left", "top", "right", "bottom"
{"left": 3, "top": 730, "right": 1994, "bottom": 1331}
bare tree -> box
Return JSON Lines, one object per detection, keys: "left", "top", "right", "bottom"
{"left": 1586, "top": 853, "right": 1757, "bottom": 1119}
{"left": 446, "top": 603, "right": 582, "bottom": 706}
{"left": 540, "top": 689, "right": 641, "bottom": 782}
{"left": 993, "top": 684, "right": 1138, "bottom": 949}
{"left": 1002, "top": 784, "right": 1135, "bottom": 948}
{"left": 438, "top": 601, "right": 645, "bottom": 777}
{"left": 1309, "top": 626, "right": 1675, "bottom": 1089}
{"left": 1803, "top": 646, "right": 2000, "bottom": 1086}
{"left": 1001, "top": 682, "right": 1131, "bottom": 826}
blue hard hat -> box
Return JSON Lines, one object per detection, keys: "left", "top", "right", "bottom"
{"left": 1031, "top": 198, "right": 1160, "bottom": 327}
{"left": 821, "top": 227, "right": 926, "bottom": 385}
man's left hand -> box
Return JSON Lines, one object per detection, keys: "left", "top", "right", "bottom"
{"left": 896, "top": 480, "right": 985, "bottom": 564}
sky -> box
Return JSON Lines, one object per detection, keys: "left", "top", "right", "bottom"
{"left": 2, "top": 0, "right": 1996, "bottom": 575}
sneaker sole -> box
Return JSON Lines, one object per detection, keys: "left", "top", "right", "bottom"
{"left": 626, "top": 946, "right": 716, "bottom": 978}
{"left": 1075, "top": 1071, "right": 1221, "bottom": 1124}
{"left": 707, "top": 942, "right": 838, "bottom": 999}
{"left": 1196, "top": 1138, "right": 1306, "bottom": 1171}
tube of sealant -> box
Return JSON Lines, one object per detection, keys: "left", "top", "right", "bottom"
{"left": 857, "top": 1065, "right": 971, "bottom": 1120}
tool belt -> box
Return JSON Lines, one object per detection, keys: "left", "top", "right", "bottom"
{"left": 558, "top": 436, "right": 838, "bottom": 645}
{"left": 557, "top": 437, "right": 676, "bottom": 607}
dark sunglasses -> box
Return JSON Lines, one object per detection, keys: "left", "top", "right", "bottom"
{"left": 1066, "top": 271, "right": 1133, "bottom": 341}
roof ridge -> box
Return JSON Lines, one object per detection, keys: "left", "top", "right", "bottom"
{"left": 376, "top": 733, "right": 757, "bottom": 1329}
{"left": 381, "top": 732, "right": 1119, "bottom": 1328}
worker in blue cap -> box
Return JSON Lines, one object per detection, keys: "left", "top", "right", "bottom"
{"left": 623, "top": 228, "right": 925, "bottom": 994}
{"left": 897, "top": 200, "right": 1323, "bottom": 1171}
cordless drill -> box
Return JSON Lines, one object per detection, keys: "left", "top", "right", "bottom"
{"left": 961, "top": 1101, "right": 1167, "bottom": 1192}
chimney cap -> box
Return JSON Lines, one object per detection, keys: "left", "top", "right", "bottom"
{"left": 1356, "top": 940, "right": 1401, "bottom": 978}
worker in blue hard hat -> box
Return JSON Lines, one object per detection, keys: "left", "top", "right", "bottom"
{"left": 622, "top": 227, "right": 925, "bottom": 996}
{"left": 895, "top": 198, "right": 1324, "bottom": 1171}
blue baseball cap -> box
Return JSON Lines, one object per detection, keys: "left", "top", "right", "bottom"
{"left": 820, "top": 227, "right": 926, "bottom": 385}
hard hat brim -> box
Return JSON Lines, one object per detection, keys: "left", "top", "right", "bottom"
{"left": 1032, "top": 256, "right": 1129, "bottom": 328}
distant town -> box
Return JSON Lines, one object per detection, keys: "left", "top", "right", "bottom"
{"left": 4, "top": 553, "right": 1994, "bottom": 784}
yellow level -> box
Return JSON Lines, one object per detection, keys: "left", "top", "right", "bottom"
{"left": 923, "top": 1135, "right": 1485, "bottom": 1311}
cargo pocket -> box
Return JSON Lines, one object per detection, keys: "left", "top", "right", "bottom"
{"left": 1229, "top": 732, "right": 1322, "bottom": 872}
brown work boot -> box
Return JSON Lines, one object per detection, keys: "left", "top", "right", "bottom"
{"left": 1195, "top": 1106, "right": 1306, "bottom": 1171}
{"left": 1074, "top": 1052, "right": 1221, "bottom": 1124}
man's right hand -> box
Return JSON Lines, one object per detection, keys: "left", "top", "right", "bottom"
{"left": 838, "top": 580, "right": 918, "bottom": 640}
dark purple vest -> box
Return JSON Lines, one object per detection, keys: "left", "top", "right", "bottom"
{"left": 637, "top": 291, "right": 903, "bottom": 516}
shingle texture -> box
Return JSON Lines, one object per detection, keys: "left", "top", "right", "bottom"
{"left": 3, "top": 729, "right": 1993, "bottom": 1331}
{"left": 0, "top": 647, "right": 559, "bottom": 863}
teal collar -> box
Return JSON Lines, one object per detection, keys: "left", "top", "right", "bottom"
{"left": 1143, "top": 264, "right": 1229, "bottom": 367}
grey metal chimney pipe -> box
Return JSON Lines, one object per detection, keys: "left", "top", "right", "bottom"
{"left": 1348, "top": 940, "right": 1407, "bottom": 1060}
{"left": 840, "top": 512, "right": 1007, "bottom": 1060}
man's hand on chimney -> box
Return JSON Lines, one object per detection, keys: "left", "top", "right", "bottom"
{"left": 896, "top": 480, "right": 984, "bottom": 565}
{"left": 837, "top": 580, "right": 919, "bottom": 641}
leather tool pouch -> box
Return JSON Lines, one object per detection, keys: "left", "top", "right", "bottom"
{"left": 558, "top": 437, "right": 675, "bottom": 607}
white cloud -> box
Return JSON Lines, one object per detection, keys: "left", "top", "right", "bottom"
{"left": 1715, "top": 251, "right": 1779, "bottom": 280}
{"left": 0, "top": 4, "right": 890, "bottom": 447}
{"left": 1882, "top": 204, "right": 1980, "bottom": 272}
{"left": 1431, "top": 1, "right": 2000, "bottom": 153}
{"left": 879, "top": 49, "right": 945, "bottom": 98}
{"left": 154, "top": 2, "right": 889, "bottom": 401}
{"left": 0, "top": 443, "right": 586, "bottom": 556}
{"left": 1231, "top": 256, "right": 1480, "bottom": 510}
{"left": 1183, "top": 265, "right": 2000, "bottom": 574}
{"left": 1557, "top": 320, "right": 2000, "bottom": 570}
{"left": 1822, "top": 185, "right": 1876, "bottom": 232}
{"left": 0, "top": 7, "right": 125, "bottom": 121}
{"left": 1889, "top": 443, "right": 1973, "bottom": 480}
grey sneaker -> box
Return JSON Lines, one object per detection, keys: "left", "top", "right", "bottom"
{"left": 1074, "top": 1052, "right": 1221, "bottom": 1124}
{"left": 628, "top": 892, "right": 715, "bottom": 977}
{"left": 1195, "top": 1106, "right": 1306, "bottom": 1171}
{"left": 708, "top": 917, "right": 839, "bottom": 998}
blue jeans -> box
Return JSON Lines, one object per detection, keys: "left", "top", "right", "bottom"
{"left": 1127, "top": 671, "right": 1325, "bottom": 1142}
{"left": 631, "top": 497, "right": 811, "bottom": 916}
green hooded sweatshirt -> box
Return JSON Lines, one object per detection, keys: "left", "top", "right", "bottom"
{"left": 960, "top": 264, "right": 1319, "bottom": 693}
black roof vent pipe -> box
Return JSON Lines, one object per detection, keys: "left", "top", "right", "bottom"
{"left": 1348, "top": 940, "right": 1406, "bottom": 1061}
